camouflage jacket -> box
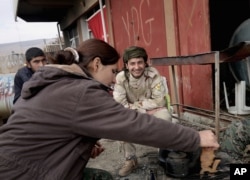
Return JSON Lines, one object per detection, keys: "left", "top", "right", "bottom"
{"left": 113, "top": 66, "right": 167, "bottom": 113}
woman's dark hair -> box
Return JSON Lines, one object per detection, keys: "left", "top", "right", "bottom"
{"left": 77, "top": 38, "right": 120, "bottom": 67}
{"left": 51, "top": 39, "right": 120, "bottom": 68}
{"left": 51, "top": 50, "right": 75, "bottom": 65}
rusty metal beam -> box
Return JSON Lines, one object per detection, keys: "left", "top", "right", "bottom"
{"left": 176, "top": 104, "right": 245, "bottom": 121}
{"left": 151, "top": 41, "right": 250, "bottom": 66}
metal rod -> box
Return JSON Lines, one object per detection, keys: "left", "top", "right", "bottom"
{"left": 182, "top": 108, "right": 233, "bottom": 122}
{"left": 172, "top": 115, "right": 215, "bottom": 131}
{"left": 99, "top": 0, "right": 107, "bottom": 42}
{"left": 171, "top": 103, "right": 244, "bottom": 120}
{"left": 215, "top": 52, "right": 220, "bottom": 140}
{"left": 171, "top": 65, "right": 180, "bottom": 118}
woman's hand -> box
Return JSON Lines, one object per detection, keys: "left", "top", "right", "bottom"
{"left": 199, "top": 130, "right": 220, "bottom": 150}
{"left": 91, "top": 141, "right": 105, "bottom": 159}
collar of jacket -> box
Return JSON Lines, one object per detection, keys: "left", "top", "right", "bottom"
{"left": 46, "top": 63, "right": 112, "bottom": 92}
{"left": 46, "top": 63, "right": 85, "bottom": 76}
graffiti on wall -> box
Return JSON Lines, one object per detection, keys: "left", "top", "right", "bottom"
{"left": 111, "top": 0, "right": 167, "bottom": 59}
{"left": 121, "top": 0, "right": 155, "bottom": 46}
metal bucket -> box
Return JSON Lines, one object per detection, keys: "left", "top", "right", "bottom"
{"left": 165, "top": 151, "right": 189, "bottom": 178}
{"left": 159, "top": 148, "right": 201, "bottom": 178}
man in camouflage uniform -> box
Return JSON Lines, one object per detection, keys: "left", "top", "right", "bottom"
{"left": 113, "top": 46, "right": 171, "bottom": 177}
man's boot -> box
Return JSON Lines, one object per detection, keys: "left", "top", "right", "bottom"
{"left": 118, "top": 157, "right": 138, "bottom": 176}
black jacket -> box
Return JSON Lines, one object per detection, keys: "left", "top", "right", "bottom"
{"left": 13, "top": 66, "right": 33, "bottom": 104}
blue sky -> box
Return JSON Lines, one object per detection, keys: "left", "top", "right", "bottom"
{"left": 0, "top": 0, "right": 59, "bottom": 44}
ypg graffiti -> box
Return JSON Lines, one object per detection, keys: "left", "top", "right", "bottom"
{"left": 111, "top": 0, "right": 168, "bottom": 59}
{"left": 121, "top": 0, "right": 155, "bottom": 46}
{"left": 0, "top": 74, "right": 15, "bottom": 121}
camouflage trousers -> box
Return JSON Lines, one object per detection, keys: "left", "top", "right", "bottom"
{"left": 219, "top": 118, "right": 250, "bottom": 163}
{"left": 123, "top": 108, "right": 171, "bottom": 158}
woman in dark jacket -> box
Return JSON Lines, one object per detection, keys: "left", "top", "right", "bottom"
{"left": 0, "top": 39, "right": 219, "bottom": 180}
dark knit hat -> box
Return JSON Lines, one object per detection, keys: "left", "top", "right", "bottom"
{"left": 25, "top": 47, "right": 45, "bottom": 62}
{"left": 123, "top": 46, "right": 148, "bottom": 63}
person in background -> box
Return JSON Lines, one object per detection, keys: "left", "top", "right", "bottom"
{"left": 13, "top": 47, "right": 47, "bottom": 104}
{"left": 113, "top": 46, "right": 172, "bottom": 177}
{"left": 0, "top": 39, "right": 219, "bottom": 180}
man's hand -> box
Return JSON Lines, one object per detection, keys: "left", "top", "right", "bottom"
{"left": 91, "top": 141, "right": 105, "bottom": 159}
{"left": 199, "top": 130, "right": 220, "bottom": 150}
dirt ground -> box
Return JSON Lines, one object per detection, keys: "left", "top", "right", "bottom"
{"left": 86, "top": 139, "right": 172, "bottom": 180}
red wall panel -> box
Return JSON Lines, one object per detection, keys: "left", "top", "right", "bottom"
{"left": 110, "top": 0, "right": 168, "bottom": 69}
{"left": 176, "top": 0, "right": 213, "bottom": 109}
